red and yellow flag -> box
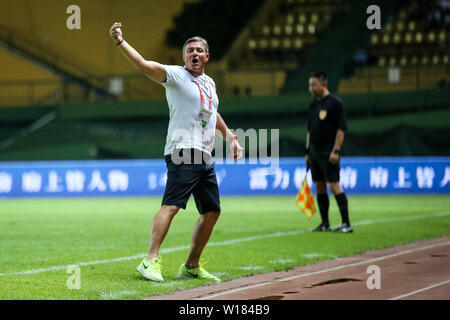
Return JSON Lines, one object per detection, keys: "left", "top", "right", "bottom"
{"left": 296, "top": 177, "right": 316, "bottom": 219}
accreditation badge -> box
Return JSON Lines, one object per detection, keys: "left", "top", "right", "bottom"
{"left": 195, "top": 107, "right": 213, "bottom": 128}
{"left": 319, "top": 110, "right": 327, "bottom": 120}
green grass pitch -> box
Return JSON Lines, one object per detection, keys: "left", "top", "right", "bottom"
{"left": 0, "top": 195, "right": 449, "bottom": 299}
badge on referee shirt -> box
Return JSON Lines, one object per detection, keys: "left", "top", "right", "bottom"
{"left": 319, "top": 110, "right": 327, "bottom": 120}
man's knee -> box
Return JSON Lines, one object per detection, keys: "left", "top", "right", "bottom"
{"left": 161, "top": 205, "right": 180, "bottom": 217}
{"left": 328, "top": 182, "right": 343, "bottom": 195}
{"left": 201, "top": 210, "right": 221, "bottom": 222}
{"left": 314, "top": 181, "right": 327, "bottom": 194}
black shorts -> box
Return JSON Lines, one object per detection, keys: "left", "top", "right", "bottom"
{"left": 162, "top": 149, "right": 221, "bottom": 214}
{"left": 309, "top": 152, "right": 340, "bottom": 183}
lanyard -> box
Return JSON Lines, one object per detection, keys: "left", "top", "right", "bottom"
{"left": 194, "top": 78, "right": 213, "bottom": 110}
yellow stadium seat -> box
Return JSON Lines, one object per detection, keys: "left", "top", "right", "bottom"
{"left": 308, "top": 24, "right": 316, "bottom": 34}
{"left": 415, "top": 32, "right": 423, "bottom": 43}
{"left": 443, "top": 54, "right": 449, "bottom": 65}
{"left": 259, "top": 38, "right": 269, "bottom": 49}
{"left": 438, "top": 31, "right": 446, "bottom": 43}
{"left": 262, "top": 25, "right": 271, "bottom": 36}
{"left": 285, "top": 24, "right": 293, "bottom": 35}
{"left": 400, "top": 55, "right": 408, "bottom": 66}
{"left": 405, "top": 32, "right": 413, "bottom": 44}
{"left": 371, "top": 34, "right": 379, "bottom": 45}
{"left": 421, "top": 55, "right": 429, "bottom": 65}
{"left": 273, "top": 25, "right": 282, "bottom": 35}
{"left": 296, "top": 24, "right": 305, "bottom": 34}
{"left": 428, "top": 31, "right": 436, "bottom": 43}
{"left": 378, "top": 56, "right": 386, "bottom": 67}
{"left": 286, "top": 14, "right": 295, "bottom": 25}
{"left": 389, "top": 56, "right": 397, "bottom": 67}
{"left": 271, "top": 38, "right": 280, "bottom": 49}
{"left": 399, "top": 10, "right": 407, "bottom": 20}
{"left": 294, "top": 38, "right": 303, "bottom": 49}
{"left": 393, "top": 32, "right": 401, "bottom": 44}
{"left": 432, "top": 55, "right": 440, "bottom": 65}
{"left": 386, "top": 22, "right": 393, "bottom": 32}
{"left": 299, "top": 13, "right": 307, "bottom": 24}
{"left": 408, "top": 21, "right": 416, "bottom": 32}
{"left": 382, "top": 34, "right": 390, "bottom": 44}
{"left": 282, "top": 38, "right": 292, "bottom": 49}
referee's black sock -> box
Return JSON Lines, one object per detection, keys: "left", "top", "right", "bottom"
{"left": 335, "top": 193, "right": 350, "bottom": 225}
{"left": 317, "top": 193, "right": 330, "bottom": 227}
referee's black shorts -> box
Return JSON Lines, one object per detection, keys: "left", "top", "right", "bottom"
{"left": 162, "top": 148, "right": 221, "bottom": 214}
{"left": 309, "top": 151, "right": 340, "bottom": 183}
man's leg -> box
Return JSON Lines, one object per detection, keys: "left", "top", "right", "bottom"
{"left": 315, "top": 180, "right": 330, "bottom": 229}
{"left": 185, "top": 210, "right": 221, "bottom": 268}
{"left": 329, "top": 182, "right": 352, "bottom": 232}
{"left": 147, "top": 205, "right": 180, "bottom": 259}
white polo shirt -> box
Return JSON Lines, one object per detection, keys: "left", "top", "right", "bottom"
{"left": 161, "top": 65, "right": 219, "bottom": 156}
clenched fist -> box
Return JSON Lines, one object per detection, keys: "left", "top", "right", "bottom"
{"left": 110, "top": 22, "right": 123, "bottom": 44}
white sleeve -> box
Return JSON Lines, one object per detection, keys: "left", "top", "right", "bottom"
{"left": 161, "top": 65, "right": 185, "bottom": 87}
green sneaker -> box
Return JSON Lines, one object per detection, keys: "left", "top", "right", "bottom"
{"left": 136, "top": 256, "right": 164, "bottom": 282}
{"left": 177, "top": 262, "right": 221, "bottom": 283}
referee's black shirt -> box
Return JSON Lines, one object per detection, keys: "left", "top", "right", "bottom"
{"left": 307, "top": 94, "right": 347, "bottom": 155}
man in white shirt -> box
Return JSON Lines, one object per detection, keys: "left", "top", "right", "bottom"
{"left": 110, "top": 22, "right": 243, "bottom": 283}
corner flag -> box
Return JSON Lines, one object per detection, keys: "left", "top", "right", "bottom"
{"left": 296, "top": 171, "right": 316, "bottom": 219}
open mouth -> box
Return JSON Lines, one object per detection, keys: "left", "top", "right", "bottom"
{"left": 192, "top": 58, "right": 198, "bottom": 64}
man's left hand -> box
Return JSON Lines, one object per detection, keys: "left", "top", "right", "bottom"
{"left": 329, "top": 152, "right": 339, "bottom": 164}
{"left": 230, "top": 139, "right": 244, "bottom": 160}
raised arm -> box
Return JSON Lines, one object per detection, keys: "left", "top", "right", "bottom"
{"left": 216, "top": 112, "right": 243, "bottom": 160}
{"left": 109, "top": 22, "right": 166, "bottom": 83}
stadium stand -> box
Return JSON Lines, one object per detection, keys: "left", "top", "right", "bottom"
{"left": 338, "top": 0, "right": 449, "bottom": 93}
{"left": 0, "top": 0, "right": 192, "bottom": 105}
{"left": 0, "top": 0, "right": 449, "bottom": 161}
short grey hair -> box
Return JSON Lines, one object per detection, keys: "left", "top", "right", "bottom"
{"left": 182, "top": 36, "right": 209, "bottom": 55}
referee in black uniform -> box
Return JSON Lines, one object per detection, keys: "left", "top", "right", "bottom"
{"left": 305, "top": 72, "right": 353, "bottom": 233}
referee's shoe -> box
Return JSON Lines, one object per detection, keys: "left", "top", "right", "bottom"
{"left": 312, "top": 223, "right": 331, "bottom": 232}
{"left": 333, "top": 223, "right": 353, "bottom": 233}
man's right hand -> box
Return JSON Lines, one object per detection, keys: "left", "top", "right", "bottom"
{"left": 110, "top": 22, "right": 123, "bottom": 44}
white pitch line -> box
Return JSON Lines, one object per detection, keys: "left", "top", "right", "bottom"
{"left": 198, "top": 240, "right": 450, "bottom": 300}
{"left": 389, "top": 279, "right": 450, "bottom": 300}
{"left": 0, "top": 212, "right": 449, "bottom": 277}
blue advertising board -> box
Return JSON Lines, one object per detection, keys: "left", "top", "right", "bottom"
{"left": 0, "top": 157, "right": 449, "bottom": 198}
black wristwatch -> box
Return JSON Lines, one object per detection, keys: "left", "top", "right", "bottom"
{"left": 332, "top": 149, "right": 340, "bottom": 154}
